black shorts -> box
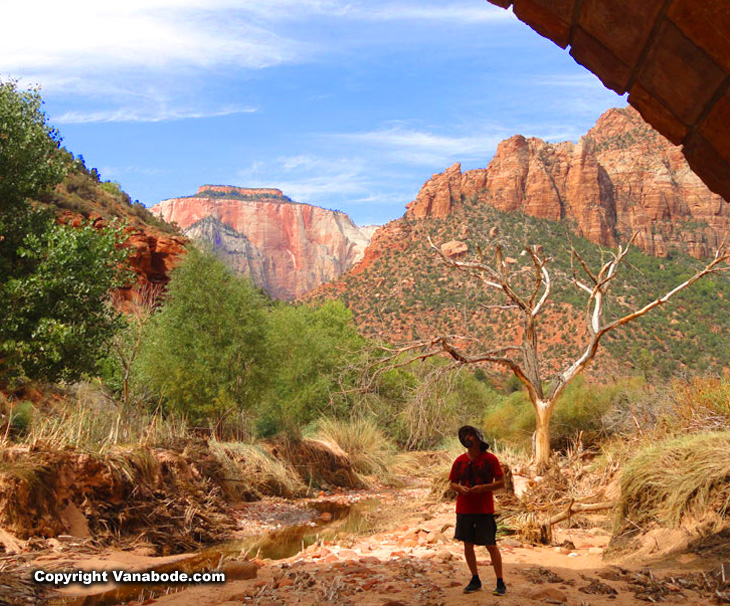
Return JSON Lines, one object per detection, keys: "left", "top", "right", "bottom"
{"left": 454, "top": 513, "right": 497, "bottom": 546}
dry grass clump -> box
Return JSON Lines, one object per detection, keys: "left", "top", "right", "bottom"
{"left": 20, "top": 395, "right": 194, "bottom": 452}
{"left": 271, "top": 434, "right": 366, "bottom": 490}
{"left": 0, "top": 445, "right": 236, "bottom": 551}
{"left": 209, "top": 441, "right": 305, "bottom": 499}
{"left": 0, "top": 459, "right": 57, "bottom": 537}
{"left": 311, "top": 417, "right": 396, "bottom": 477}
{"left": 618, "top": 431, "right": 730, "bottom": 530}
{"left": 669, "top": 377, "right": 730, "bottom": 432}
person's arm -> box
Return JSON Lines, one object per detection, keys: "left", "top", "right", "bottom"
{"left": 449, "top": 460, "right": 469, "bottom": 495}
{"left": 469, "top": 477, "right": 504, "bottom": 493}
{"left": 450, "top": 481, "right": 470, "bottom": 495}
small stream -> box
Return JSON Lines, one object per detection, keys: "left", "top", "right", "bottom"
{"left": 47, "top": 496, "right": 383, "bottom": 606}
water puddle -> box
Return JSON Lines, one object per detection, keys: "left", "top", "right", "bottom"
{"left": 47, "top": 496, "right": 382, "bottom": 606}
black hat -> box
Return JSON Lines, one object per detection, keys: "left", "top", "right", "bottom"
{"left": 458, "top": 425, "right": 489, "bottom": 451}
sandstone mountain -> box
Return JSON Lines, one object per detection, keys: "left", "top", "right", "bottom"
{"left": 310, "top": 107, "right": 730, "bottom": 378}
{"left": 151, "top": 186, "right": 375, "bottom": 300}
{"left": 406, "top": 107, "right": 729, "bottom": 260}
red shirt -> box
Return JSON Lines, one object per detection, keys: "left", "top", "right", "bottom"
{"left": 449, "top": 451, "right": 503, "bottom": 514}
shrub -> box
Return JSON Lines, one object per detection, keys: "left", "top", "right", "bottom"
{"left": 618, "top": 432, "right": 730, "bottom": 529}
{"left": 312, "top": 417, "right": 395, "bottom": 476}
{"left": 136, "top": 247, "right": 270, "bottom": 426}
{"left": 257, "top": 300, "right": 365, "bottom": 434}
{"left": 669, "top": 376, "right": 730, "bottom": 432}
{"left": 8, "top": 401, "right": 35, "bottom": 435}
{"left": 482, "top": 377, "right": 646, "bottom": 450}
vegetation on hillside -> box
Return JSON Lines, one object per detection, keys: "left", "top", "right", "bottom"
{"left": 36, "top": 151, "right": 179, "bottom": 234}
{"left": 318, "top": 197, "right": 730, "bottom": 379}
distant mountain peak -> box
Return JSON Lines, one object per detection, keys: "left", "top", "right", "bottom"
{"left": 193, "top": 185, "right": 293, "bottom": 202}
{"left": 150, "top": 187, "right": 373, "bottom": 300}
{"left": 403, "top": 105, "right": 728, "bottom": 259}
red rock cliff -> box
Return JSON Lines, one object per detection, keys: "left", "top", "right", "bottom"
{"left": 57, "top": 210, "right": 187, "bottom": 312}
{"left": 405, "top": 107, "right": 729, "bottom": 259}
{"left": 151, "top": 189, "right": 374, "bottom": 300}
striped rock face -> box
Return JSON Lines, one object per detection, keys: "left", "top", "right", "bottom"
{"left": 151, "top": 187, "right": 375, "bottom": 300}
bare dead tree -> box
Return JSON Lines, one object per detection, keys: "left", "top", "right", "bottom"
{"left": 379, "top": 235, "right": 729, "bottom": 469}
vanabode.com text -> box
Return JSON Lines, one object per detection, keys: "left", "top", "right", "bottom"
{"left": 34, "top": 570, "right": 225, "bottom": 585}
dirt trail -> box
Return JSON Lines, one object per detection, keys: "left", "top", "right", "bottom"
{"left": 39, "top": 493, "right": 722, "bottom": 606}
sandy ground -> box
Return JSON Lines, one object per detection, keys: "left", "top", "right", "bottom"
{"left": 34, "top": 490, "right": 720, "bottom": 606}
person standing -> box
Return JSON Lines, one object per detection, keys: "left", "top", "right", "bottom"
{"left": 449, "top": 425, "right": 506, "bottom": 596}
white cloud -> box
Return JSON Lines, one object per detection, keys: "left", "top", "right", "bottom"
{"left": 1, "top": 4, "right": 304, "bottom": 75}
{"left": 3, "top": 1, "right": 510, "bottom": 80}
{"left": 2, "top": 0, "right": 516, "bottom": 125}
{"left": 350, "top": 3, "right": 513, "bottom": 23}
{"left": 237, "top": 155, "right": 373, "bottom": 201}
{"left": 55, "top": 105, "right": 257, "bottom": 124}
{"left": 337, "top": 123, "right": 505, "bottom": 165}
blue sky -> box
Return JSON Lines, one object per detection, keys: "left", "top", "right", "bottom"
{"left": 3, "top": 1, "right": 625, "bottom": 226}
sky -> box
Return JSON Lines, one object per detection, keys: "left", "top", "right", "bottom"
{"left": 3, "top": 0, "right": 626, "bottom": 226}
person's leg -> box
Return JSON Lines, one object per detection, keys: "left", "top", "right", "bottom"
{"left": 486, "top": 544, "right": 503, "bottom": 579}
{"left": 464, "top": 542, "right": 478, "bottom": 576}
{"left": 462, "top": 541, "right": 482, "bottom": 593}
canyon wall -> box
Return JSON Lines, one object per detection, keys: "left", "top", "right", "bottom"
{"left": 405, "top": 107, "right": 729, "bottom": 259}
{"left": 151, "top": 187, "right": 374, "bottom": 300}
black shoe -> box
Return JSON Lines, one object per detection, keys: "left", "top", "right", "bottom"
{"left": 493, "top": 580, "right": 507, "bottom": 596}
{"left": 464, "top": 577, "right": 482, "bottom": 593}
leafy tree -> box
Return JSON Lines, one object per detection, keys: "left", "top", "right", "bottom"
{"left": 257, "top": 300, "right": 365, "bottom": 434}
{"left": 0, "top": 80, "right": 65, "bottom": 212}
{"left": 3, "top": 219, "right": 130, "bottom": 383}
{"left": 136, "top": 247, "right": 270, "bottom": 426}
{"left": 0, "top": 81, "right": 130, "bottom": 385}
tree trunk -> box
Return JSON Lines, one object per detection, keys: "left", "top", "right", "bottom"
{"left": 534, "top": 399, "right": 554, "bottom": 470}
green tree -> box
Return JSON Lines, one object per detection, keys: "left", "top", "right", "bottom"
{"left": 0, "top": 80, "right": 65, "bottom": 211}
{"left": 136, "top": 247, "right": 270, "bottom": 426}
{"left": 0, "top": 81, "right": 129, "bottom": 385}
{"left": 257, "top": 300, "right": 365, "bottom": 434}
{"left": 1, "top": 218, "right": 130, "bottom": 383}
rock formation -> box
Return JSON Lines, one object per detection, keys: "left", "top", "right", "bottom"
{"left": 151, "top": 186, "right": 375, "bottom": 300}
{"left": 119, "top": 228, "right": 187, "bottom": 309}
{"left": 57, "top": 210, "right": 187, "bottom": 312}
{"left": 404, "top": 107, "right": 729, "bottom": 259}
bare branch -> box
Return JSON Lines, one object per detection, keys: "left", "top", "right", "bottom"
{"left": 571, "top": 278, "right": 593, "bottom": 295}
{"left": 571, "top": 247, "right": 598, "bottom": 286}
{"left": 600, "top": 247, "right": 730, "bottom": 336}
{"left": 550, "top": 243, "right": 730, "bottom": 402}
{"left": 480, "top": 303, "right": 519, "bottom": 312}
{"left": 524, "top": 246, "right": 551, "bottom": 317}
{"left": 429, "top": 236, "right": 533, "bottom": 309}
{"left": 428, "top": 236, "right": 503, "bottom": 289}
{"left": 533, "top": 264, "right": 551, "bottom": 317}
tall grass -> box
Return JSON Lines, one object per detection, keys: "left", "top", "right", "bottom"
{"left": 311, "top": 416, "right": 396, "bottom": 476}
{"left": 618, "top": 431, "right": 730, "bottom": 529}
{"left": 19, "top": 392, "right": 193, "bottom": 452}
{"left": 668, "top": 376, "right": 730, "bottom": 432}
{"left": 209, "top": 440, "right": 305, "bottom": 499}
